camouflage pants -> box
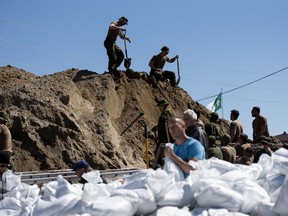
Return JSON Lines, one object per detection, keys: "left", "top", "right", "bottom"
{"left": 150, "top": 70, "right": 176, "bottom": 86}
{"left": 104, "top": 38, "right": 124, "bottom": 73}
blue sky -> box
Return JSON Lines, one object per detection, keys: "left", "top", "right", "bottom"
{"left": 1, "top": 0, "right": 288, "bottom": 139}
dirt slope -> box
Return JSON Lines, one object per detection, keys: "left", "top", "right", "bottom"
{"left": 0, "top": 66, "right": 229, "bottom": 171}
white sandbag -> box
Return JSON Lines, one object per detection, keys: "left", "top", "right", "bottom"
{"left": 111, "top": 188, "right": 157, "bottom": 216}
{"left": 111, "top": 188, "right": 139, "bottom": 199}
{"left": 146, "top": 169, "right": 175, "bottom": 201}
{"left": 266, "top": 171, "right": 285, "bottom": 195}
{"left": 257, "top": 153, "right": 273, "bottom": 179}
{"left": 220, "top": 170, "right": 249, "bottom": 184}
{"left": 31, "top": 193, "right": 82, "bottom": 216}
{"left": 187, "top": 167, "right": 221, "bottom": 186}
{"left": 207, "top": 158, "right": 237, "bottom": 174}
{"left": 82, "top": 170, "right": 103, "bottom": 184}
{"left": 0, "top": 197, "right": 21, "bottom": 214}
{"left": 232, "top": 179, "right": 270, "bottom": 214}
{"left": 191, "top": 178, "right": 228, "bottom": 196}
{"left": 272, "top": 175, "right": 288, "bottom": 215}
{"left": 8, "top": 184, "right": 40, "bottom": 216}
{"left": 163, "top": 157, "right": 185, "bottom": 182}
{"left": 196, "top": 184, "right": 244, "bottom": 212}
{"left": 191, "top": 207, "right": 229, "bottom": 215}
{"left": 123, "top": 169, "right": 150, "bottom": 185}
{"left": 41, "top": 181, "right": 58, "bottom": 201}
{"left": 148, "top": 206, "right": 191, "bottom": 216}
{"left": 0, "top": 170, "right": 21, "bottom": 199}
{"left": 122, "top": 179, "right": 148, "bottom": 190}
{"left": 234, "top": 163, "right": 262, "bottom": 181}
{"left": 55, "top": 175, "right": 83, "bottom": 198}
{"left": 133, "top": 188, "right": 157, "bottom": 216}
{"left": 83, "top": 196, "right": 138, "bottom": 216}
{"left": 257, "top": 202, "right": 279, "bottom": 216}
{"left": 272, "top": 148, "right": 288, "bottom": 176}
{"left": 158, "top": 181, "right": 195, "bottom": 208}
{"left": 82, "top": 182, "right": 113, "bottom": 203}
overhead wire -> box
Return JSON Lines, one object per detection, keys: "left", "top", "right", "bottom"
{"left": 0, "top": 17, "right": 95, "bottom": 43}
{"left": 196, "top": 66, "right": 288, "bottom": 102}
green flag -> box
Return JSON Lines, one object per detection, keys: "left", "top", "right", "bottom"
{"left": 213, "top": 93, "right": 222, "bottom": 112}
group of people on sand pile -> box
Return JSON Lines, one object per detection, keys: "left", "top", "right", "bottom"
{"left": 104, "top": 16, "right": 179, "bottom": 86}
{"left": 152, "top": 100, "right": 287, "bottom": 177}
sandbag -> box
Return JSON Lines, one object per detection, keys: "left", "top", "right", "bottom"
{"left": 41, "top": 181, "right": 58, "bottom": 201}
{"left": 55, "top": 175, "right": 83, "bottom": 198}
{"left": 272, "top": 175, "right": 288, "bottom": 215}
{"left": 82, "top": 182, "right": 113, "bottom": 203}
{"left": 0, "top": 197, "right": 21, "bottom": 214}
{"left": 83, "top": 196, "right": 138, "bottom": 216}
{"left": 146, "top": 169, "right": 175, "bottom": 201}
{"left": 163, "top": 157, "right": 184, "bottom": 182}
{"left": 196, "top": 184, "right": 244, "bottom": 212}
{"left": 31, "top": 193, "right": 82, "bottom": 216}
{"left": 82, "top": 170, "right": 103, "bottom": 184}
{"left": 232, "top": 179, "right": 270, "bottom": 214}
{"left": 133, "top": 188, "right": 157, "bottom": 216}
{"left": 257, "top": 202, "right": 279, "bottom": 216}
{"left": 158, "top": 181, "right": 195, "bottom": 208}
{"left": 148, "top": 206, "right": 191, "bottom": 216}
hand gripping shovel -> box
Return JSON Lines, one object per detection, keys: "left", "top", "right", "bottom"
{"left": 123, "top": 30, "right": 131, "bottom": 69}
{"left": 176, "top": 57, "right": 181, "bottom": 85}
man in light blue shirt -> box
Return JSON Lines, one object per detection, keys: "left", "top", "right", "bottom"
{"left": 164, "top": 117, "right": 205, "bottom": 177}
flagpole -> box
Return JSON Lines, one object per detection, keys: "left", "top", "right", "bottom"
{"left": 221, "top": 89, "right": 224, "bottom": 119}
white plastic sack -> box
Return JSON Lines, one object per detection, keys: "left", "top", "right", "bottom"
{"left": 163, "top": 157, "right": 185, "bottom": 182}
{"left": 272, "top": 175, "right": 288, "bottom": 215}
{"left": 55, "top": 175, "right": 83, "bottom": 198}
{"left": 0, "top": 197, "right": 21, "bottom": 214}
{"left": 146, "top": 169, "right": 175, "bottom": 201}
{"left": 31, "top": 193, "right": 82, "bottom": 216}
{"left": 207, "top": 158, "right": 237, "bottom": 174}
{"left": 83, "top": 196, "right": 138, "bottom": 216}
{"left": 196, "top": 184, "right": 244, "bottom": 212}
{"left": 234, "top": 163, "right": 262, "bottom": 181}
{"left": 148, "top": 206, "right": 191, "bottom": 216}
{"left": 157, "top": 181, "right": 195, "bottom": 208}
{"left": 82, "top": 170, "right": 103, "bottom": 184}
{"left": 8, "top": 183, "right": 40, "bottom": 216}
{"left": 133, "top": 188, "right": 157, "bottom": 216}
{"left": 41, "top": 181, "right": 58, "bottom": 201}
{"left": 257, "top": 202, "right": 279, "bottom": 216}
{"left": 232, "top": 179, "right": 270, "bottom": 214}
{"left": 272, "top": 148, "right": 288, "bottom": 175}
{"left": 257, "top": 153, "right": 273, "bottom": 179}
{"left": 82, "top": 182, "right": 113, "bottom": 203}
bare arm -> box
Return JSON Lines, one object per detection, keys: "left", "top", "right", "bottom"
{"left": 109, "top": 22, "right": 131, "bottom": 42}
{"left": 167, "top": 55, "right": 179, "bottom": 63}
{"left": 164, "top": 147, "right": 197, "bottom": 174}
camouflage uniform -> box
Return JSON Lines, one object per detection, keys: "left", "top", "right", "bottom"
{"left": 208, "top": 146, "right": 223, "bottom": 160}
{"left": 157, "top": 108, "right": 173, "bottom": 144}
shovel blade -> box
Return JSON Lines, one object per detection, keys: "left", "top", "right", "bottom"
{"left": 124, "top": 58, "right": 131, "bottom": 69}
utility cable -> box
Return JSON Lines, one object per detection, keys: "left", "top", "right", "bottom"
{"left": 196, "top": 66, "right": 288, "bottom": 102}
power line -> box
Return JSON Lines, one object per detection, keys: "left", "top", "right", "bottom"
{"left": 0, "top": 17, "right": 95, "bottom": 43}
{"left": 0, "top": 37, "right": 82, "bottom": 59}
{"left": 196, "top": 66, "right": 288, "bottom": 102}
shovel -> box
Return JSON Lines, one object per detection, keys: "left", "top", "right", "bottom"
{"left": 123, "top": 30, "right": 131, "bottom": 69}
{"left": 176, "top": 57, "right": 181, "bottom": 85}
